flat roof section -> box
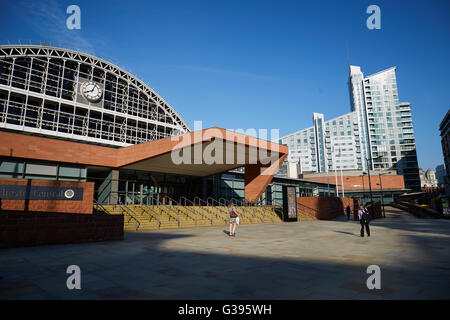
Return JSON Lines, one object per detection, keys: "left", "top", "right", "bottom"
{"left": 0, "top": 128, "right": 288, "bottom": 203}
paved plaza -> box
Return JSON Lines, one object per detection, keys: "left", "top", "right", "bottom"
{"left": 1, "top": 206, "right": 450, "bottom": 299}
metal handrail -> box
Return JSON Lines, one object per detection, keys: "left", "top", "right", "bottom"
{"left": 179, "top": 196, "right": 193, "bottom": 206}
{"left": 206, "top": 197, "right": 227, "bottom": 221}
{"left": 141, "top": 205, "right": 162, "bottom": 229}
{"left": 174, "top": 197, "right": 202, "bottom": 225}
{"left": 117, "top": 202, "right": 141, "bottom": 230}
{"left": 93, "top": 199, "right": 110, "bottom": 214}
{"left": 195, "top": 197, "right": 217, "bottom": 224}
{"left": 193, "top": 196, "right": 207, "bottom": 206}
{"left": 229, "top": 197, "right": 245, "bottom": 206}
{"left": 206, "top": 197, "right": 222, "bottom": 206}
{"left": 218, "top": 198, "right": 229, "bottom": 206}
{"left": 180, "top": 197, "right": 210, "bottom": 223}
{"left": 158, "top": 205, "right": 180, "bottom": 226}
{"left": 166, "top": 196, "right": 198, "bottom": 224}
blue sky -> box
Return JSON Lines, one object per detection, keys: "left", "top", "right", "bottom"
{"left": 1, "top": 0, "right": 449, "bottom": 171}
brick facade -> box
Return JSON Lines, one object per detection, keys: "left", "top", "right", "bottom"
{"left": 297, "top": 196, "right": 360, "bottom": 220}
{"left": 297, "top": 196, "right": 383, "bottom": 220}
{"left": 0, "top": 129, "right": 288, "bottom": 203}
{"left": 304, "top": 174, "right": 405, "bottom": 191}
{"left": 0, "top": 178, "right": 94, "bottom": 214}
{"left": 0, "top": 211, "right": 124, "bottom": 248}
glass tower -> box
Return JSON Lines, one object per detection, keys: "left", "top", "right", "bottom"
{"left": 280, "top": 65, "right": 421, "bottom": 190}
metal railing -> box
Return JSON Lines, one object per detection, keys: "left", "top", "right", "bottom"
{"left": 96, "top": 196, "right": 282, "bottom": 229}
{"left": 194, "top": 196, "right": 216, "bottom": 224}
{"left": 117, "top": 202, "right": 141, "bottom": 230}
{"left": 93, "top": 199, "right": 111, "bottom": 214}
{"left": 180, "top": 196, "right": 211, "bottom": 225}
{"left": 141, "top": 205, "right": 162, "bottom": 229}
{"left": 158, "top": 203, "right": 180, "bottom": 227}
{"left": 206, "top": 197, "right": 228, "bottom": 224}
{"left": 218, "top": 198, "right": 228, "bottom": 206}
{"left": 166, "top": 196, "right": 199, "bottom": 225}
{"left": 142, "top": 198, "right": 180, "bottom": 228}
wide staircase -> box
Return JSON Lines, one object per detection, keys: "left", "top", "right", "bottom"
{"left": 98, "top": 203, "right": 283, "bottom": 231}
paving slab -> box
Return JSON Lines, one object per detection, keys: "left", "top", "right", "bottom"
{"left": 1, "top": 206, "right": 450, "bottom": 299}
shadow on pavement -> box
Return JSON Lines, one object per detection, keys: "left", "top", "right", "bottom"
{"left": 1, "top": 224, "right": 450, "bottom": 300}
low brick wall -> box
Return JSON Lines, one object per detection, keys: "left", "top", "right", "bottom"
{"left": 0, "top": 178, "right": 94, "bottom": 214}
{"left": 368, "top": 201, "right": 383, "bottom": 220}
{"left": 0, "top": 211, "right": 124, "bottom": 248}
{"left": 296, "top": 196, "right": 385, "bottom": 221}
{"left": 297, "top": 196, "right": 360, "bottom": 220}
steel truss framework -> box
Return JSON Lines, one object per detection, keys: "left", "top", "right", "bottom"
{"left": 0, "top": 45, "right": 190, "bottom": 147}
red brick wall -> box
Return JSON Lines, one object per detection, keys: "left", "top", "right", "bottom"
{"left": 0, "top": 132, "right": 117, "bottom": 167}
{"left": 297, "top": 196, "right": 385, "bottom": 221}
{"left": 297, "top": 196, "right": 360, "bottom": 220}
{"left": 0, "top": 178, "right": 94, "bottom": 214}
{"left": 304, "top": 175, "right": 405, "bottom": 190}
{"left": 0, "top": 211, "right": 124, "bottom": 248}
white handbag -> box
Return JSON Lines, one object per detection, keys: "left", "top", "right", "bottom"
{"left": 236, "top": 216, "right": 240, "bottom": 225}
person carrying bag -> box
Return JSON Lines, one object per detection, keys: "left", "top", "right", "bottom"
{"left": 228, "top": 202, "right": 239, "bottom": 237}
{"left": 358, "top": 205, "right": 370, "bottom": 237}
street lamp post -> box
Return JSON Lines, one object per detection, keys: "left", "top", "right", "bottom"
{"left": 365, "top": 158, "right": 374, "bottom": 206}
{"left": 378, "top": 173, "right": 386, "bottom": 218}
{"left": 364, "top": 157, "right": 375, "bottom": 218}
{"left": 361, "top": 174, "right": 365, "bottom": 203}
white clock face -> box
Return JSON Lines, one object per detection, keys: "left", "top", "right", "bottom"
{"left": 81, "top": 81, "right": 102, "bottom": 102}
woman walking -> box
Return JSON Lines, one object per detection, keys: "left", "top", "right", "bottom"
{"left": 228, "top": 201, "right": 239, "bottom": 237}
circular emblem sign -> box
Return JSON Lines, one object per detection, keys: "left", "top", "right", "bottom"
{"left": 64, "top": 189, "right": 75, "bottom": 199}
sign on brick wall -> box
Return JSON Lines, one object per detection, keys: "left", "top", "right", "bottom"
{"left": 0, "top": 185, "right": 83, "bottom": 200}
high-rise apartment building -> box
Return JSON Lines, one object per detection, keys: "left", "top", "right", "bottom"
{"left": 280, "top": 65, "right": 421, "bottom": 190}
{"left": 439, "top": 109, "right": 450, "bottom": 195}
{"left": 436, "top": 164, "right": 447, "bottom": 187}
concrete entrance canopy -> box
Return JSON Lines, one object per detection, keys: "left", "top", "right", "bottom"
{"left": 0, "top": 128, "right": 288, "bottom": 202}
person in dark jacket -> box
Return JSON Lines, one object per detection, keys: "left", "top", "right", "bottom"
{"left": 358, "top": 205, "right": 370, "bottom": 237}
{"left": 345, "top": 205, "right": 352, "bottom": 220}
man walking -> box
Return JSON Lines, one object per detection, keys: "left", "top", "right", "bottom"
{"left": 345, "top": 205, "right": 351, "bottom": 220}
{"left": 358, "top": 205, "right": 370, "bottom": 237}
